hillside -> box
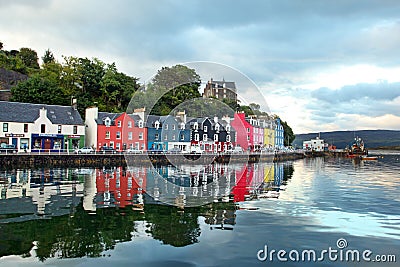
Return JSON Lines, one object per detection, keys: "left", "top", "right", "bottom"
{"left": 0, "top": 68, "right": 28, "bottom": 100}
{"left": 293, "top": 130, "right": 400, "bottom": 149}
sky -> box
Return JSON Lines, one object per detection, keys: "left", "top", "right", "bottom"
{"left": 1, "top": 0, "right": 400, "bottom": 133}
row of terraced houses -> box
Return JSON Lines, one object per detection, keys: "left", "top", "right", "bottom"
{"left": 0, "top": 101, "right": 284, "bottom": 153}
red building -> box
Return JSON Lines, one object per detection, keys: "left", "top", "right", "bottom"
{"left": 85, "top": 107, "right": 147, "bottom": 151}
{"left": 231, "top": 112, "right": 253, "bottom": 152}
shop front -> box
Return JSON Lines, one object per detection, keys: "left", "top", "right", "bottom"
{"left": 1, "top": 134, "right": 29, "bottom": 152}
{"left": 64, "top": 135, "right": 84, "bottom": 152}
{"left": 31, "top": 134, "right": 64, "bottom": 152}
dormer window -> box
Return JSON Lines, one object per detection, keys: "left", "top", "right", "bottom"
{"left": 194, "top": 122, "right": 198, "bottom": 130}
{"left": 104, "top": 117, "right": 111, "bottom": 127}
{"left": 215, "top": 124, "right": 220, "bottom": 132}
{"left": 204, "top": 126, "right": 208, "bottom": 132}
{"left": 180, "top": 123, "right": 185, "bottom": 130}
{"left": 164, "top": 124, "right": 168, "bottom": 130}
{"left": 172, "top": 124, "right": 176, "bottom": 130}
{"left": 226, "top": 125, "right": 231, "bottom": 132}
{"left": 117, "top": 121, "right": 122, "bottom": 127}
{"left": 155, "top": 121, "right": 160, "bottom": 129}
{"left": 138, "top": 120, "right": 143, "bottom": 128}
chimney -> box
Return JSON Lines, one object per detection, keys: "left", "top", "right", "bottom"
{"left": 214, "top": 116, "right": 218, "bottom": 123}
{"left": 71, "top": 97, "right": 77, "bottom": 110}
{"left": 133, "top": 107, "right": 146, "bottom": 120}
{"left": 176, "top": 110, "right": 187, "bottom": 123}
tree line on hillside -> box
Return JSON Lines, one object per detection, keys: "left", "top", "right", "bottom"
{"left": 0, "top": 41, "right": 295, "bottom": 145}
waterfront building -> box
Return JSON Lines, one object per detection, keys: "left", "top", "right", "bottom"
{"left": 231, "top": 112, "right": 265, "bottom": 151}
{"left": 262, "top": 119, "right": 276, "bottom": 149}
{"left": 0, "top": 101, "right": 84, "bottom": 152}
{"left": 146, "top": 114, "right": 191, "bottom": 152}
{"left": 274, "top": 118, "right": 284, "bottom": 148}
{"left": 85, "top": 107, "right": 146, "bottom": 151}
{"left": 187, "top": 116, "right": 235, "bottom": 153}
{"left": 303, "top": 136, "right": 324, "bottom": 152}
{"left": 202, "top": 78, "right": 237, "bottom": 103}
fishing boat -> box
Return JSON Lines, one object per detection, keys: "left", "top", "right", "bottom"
{"left": 360, "top": 155, "right": 378, "bottom": 160}
{"left": 345, "top": 136, "right": 368, "bottom": 157}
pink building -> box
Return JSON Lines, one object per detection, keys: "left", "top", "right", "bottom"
{"left": 231, "top": 112, "right": 264, "bottom": 152}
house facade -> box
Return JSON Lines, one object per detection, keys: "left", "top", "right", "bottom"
{"left": 0, "top": 101, "right": 84, "bottom": 152}
{"left": 275, "top": 118, "right": 284, "bottom": 148}
{"left": 202, "top": 78, "right": 237, "bottom": 103}
{"left": 85, "top": 107, "right": 146, "bottom": 151}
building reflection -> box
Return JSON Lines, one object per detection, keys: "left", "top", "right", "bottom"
{"left": 0, "top": 162, "right": 294, "bottom": 260}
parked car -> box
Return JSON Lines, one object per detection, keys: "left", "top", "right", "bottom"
{"left": 125, "top": 148, "right": 143, "bottom": 154}
{"left": 100, "top": 146, "right": 116, "bottom": 154}
{"left": 0, "top": 144, "right": 17, "bottom": 153}
{"left": 75, "top": 147, "right": 95, "bottom": 154}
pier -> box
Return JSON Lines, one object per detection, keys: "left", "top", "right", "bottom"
{"left": 0, "top": 151, "right": 307, "bottom": 168}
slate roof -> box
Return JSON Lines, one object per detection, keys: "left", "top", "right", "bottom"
{"left": 211, "top": 80, "right": 236, "bottom": 90}
{"left": 0, "top": 101, "right": 83, "bottom": 125}
{"left": 95, "top": 112, "right": 122, "bottom": 125}
{"left": 128, "top": 114, "right": 143, "bottom": 127}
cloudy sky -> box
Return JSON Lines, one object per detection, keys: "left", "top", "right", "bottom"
{"left": 1, "top": 0, "right": 400, "bottom": 133}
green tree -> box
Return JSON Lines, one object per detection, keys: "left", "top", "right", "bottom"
{"left": 18, "top": 47, "right": 39, "bottom": 69}
{"left": 10, "top": 74, "right": 67, "bottom": 105}
{"left": 136, "top": 65, "right": 201, "bottom": 115}
{"left": 42, "top": 49, "right": 55, "bottom": 64}
{"left": 281, "top": 119, "right": 295, "bottom": 146}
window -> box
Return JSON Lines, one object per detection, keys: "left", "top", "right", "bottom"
{"left": 128, "top": 132, "right": 133, "bottom": 140}
{"left": 155, "top": 133, "right": 159, "bottom": 140}
{"left": 23, "top": 124, "right": 28, "bottom": 133}
{"left": 109, "top": 141, "right": 114, "bottom": 148}
{"left": 41, "top": 124, "right": 45, "bottom": 133}
{"left": 58, "top": 125, "right": 62, "bottom": 134}
{"left": 138, "top": 120, "right": 143, "bottom": 128}
{"left": 180, "top": 134, "right": 185, "bottom": 140}
{"left": 172, "top": 124, "right": 176, "bottom": 130}
{"left": 226, "top": 135, "right": 231, "bottom": 142}
{"left": 155, "top": 121, "right": 160, "bottom": 129}
{"left": 128, "top": 121, "right": 132, "bottom": 128}
{"left": 204, "top": 126, "right": 208, "bottom": 132}
{"left": 194, "top": 133, "right": 199, "bottom": 141}
{"left": 164, "top": 124, "right": 168, "bottom": 130}
{"left": 215, "top": 124, "right": 220, "bottom": 132}
{"left": 139, "top": 132, "right": 143, "bottom": 140}
{"left": 73, "top": 126, "right": 77, "bottom": 134}
{"left": 172, "top": 135, "right": 176, "bottom": 141}
{"left": 180, "top": 123, "right": 185, "bottom": 130}
{"left": 105, "top": 118, "right": 111, "bottom": 127}
{"left": 203, "top": 134, "right": 207, "bottom": 141}
{"left": 105, "top": 131, "right": 110, "bottom": 139}
{"left": 247, "top": 128, "right": 250, "bottom": 133}
{"left": 226, "top": 125, "right": 231, "bottom": 132}
{"left": 116, "top": 131, "right": 121, "bottom": 139}
{"left": 247, "top": 135, "right": 250, "bottom": 141}
{"left": 214, "top": 134, "right": 218, "bottom": 141}
{"left": 164, "top": 134, "right": 168, "bottom": 140}
{"left": 116, "top": 143, "right": 121, "bottom": 150}
{"left": 194, "top": 122, "right": 198, "bottom": 130}
{"left": 117, "top": 121, "right": 122, "bottom": 127}
{"left": 1, "top": 123, "right": 8, "bottom": 132}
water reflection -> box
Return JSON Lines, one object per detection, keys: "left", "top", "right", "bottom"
{"left": 0, "top": 161, "right": 290, "bottom": 260}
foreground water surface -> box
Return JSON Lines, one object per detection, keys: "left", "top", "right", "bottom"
{"left": 0, "top": 151, "right": 399, "bottom": 266}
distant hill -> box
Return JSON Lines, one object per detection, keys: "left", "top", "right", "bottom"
{"left": 0, "top": 68, "right": 28, "bottom": 101}
{"left": 293, "top": 130, "right": 400, "bottom": 149}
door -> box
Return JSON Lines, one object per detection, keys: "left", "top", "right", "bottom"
{"left": 12, "top": 138, "right": 17, "bottom": 147}
{"left": 44, "top": 139, "right": 52, "bottom": 150}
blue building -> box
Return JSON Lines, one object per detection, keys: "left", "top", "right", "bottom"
{"left": 274, "top": 118, "right": 284, "bottom": 148}
{"left": 146, "top": 114, "right": 191, "bottom": 152}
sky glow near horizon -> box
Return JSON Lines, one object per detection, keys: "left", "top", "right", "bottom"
{"left": 1, "top": 0, "right": 400, "bottom": 133}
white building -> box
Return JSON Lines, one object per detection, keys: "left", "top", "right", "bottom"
{"left": 303, "top": 137, "right": 324, "bottom": 152}
{"left": 0, "top": 101, "right": 85, "bottom": 152}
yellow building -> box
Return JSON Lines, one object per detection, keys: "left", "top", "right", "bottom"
{"left": 263, "top": 126, "right": 275, "bottom": 148}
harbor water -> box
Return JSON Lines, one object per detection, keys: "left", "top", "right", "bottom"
{"left": 0, "top": 151, "right": 399, "bottom": 266}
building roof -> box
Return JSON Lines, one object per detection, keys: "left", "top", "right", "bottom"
{"left": 128, "top": 114, "right": 143, "bottom": 127}
{"left": 96, "top": 112, "right": 122, "bottom": 125}
{"left": 211, "top": 80, "right": 236, "bottom": 90}
{"left": 0, "top": 101, "right": 83, "bottom": 125}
